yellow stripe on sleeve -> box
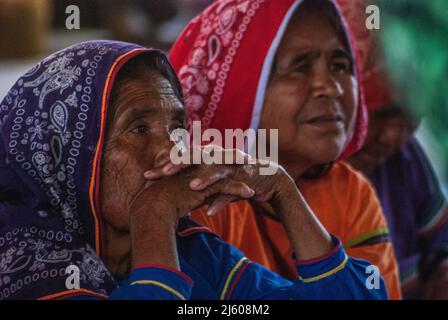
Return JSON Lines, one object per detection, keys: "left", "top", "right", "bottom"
{"left": 220, "top": 257, "right": 248, "bottom": 300}
{"left": 131, "top": 280, "right": 186, "bottom": 300}
{"left": 298, "top": 254, "right": 349, "bottom": 283}
{"left": 343, "top": 227, "right": 389, "bottom": 249}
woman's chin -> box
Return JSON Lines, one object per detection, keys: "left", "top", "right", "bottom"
{"left": 280, "top": 137, "right": 345, "bottom": 168}
{"left": 291, "top": 133, "right": 347, "bottom": 163}
{"left": 304, "top": 144, "right": 344, "bottom": 166}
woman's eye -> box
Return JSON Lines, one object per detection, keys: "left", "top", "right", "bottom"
{"left": 330, "top": 60, "right": 351, "bottom": 73}
{"left": 131, "top": 125, "right": 148, "bottom": 134}
{"left": 293, "top": 63, "right": 310, "bottom": 73}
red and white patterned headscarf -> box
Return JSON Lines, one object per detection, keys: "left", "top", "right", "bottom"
{"left": 338, "top": 0, "right": 393, "bottom": 111}
{"left": 170, "top": 0, "right": 367, "bottom": 159}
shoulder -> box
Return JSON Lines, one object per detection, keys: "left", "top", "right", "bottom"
{"left": 298, "top": 163, "right": 385, "bottom": 243}
{"left": 303, "top": 162, "right": 377, "bottom": 202}
{"left": 333, "top": 162, "right": 385, "bottom": 220}
{"left": 332, "top": 162, "right": 372, "bottom": 187}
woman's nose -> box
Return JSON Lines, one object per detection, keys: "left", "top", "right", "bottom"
{"left": 311, "top": 61, "right": 343, "bottom": 99}
{"left": 153, "top": 137, "right": 176, "bottom": 167}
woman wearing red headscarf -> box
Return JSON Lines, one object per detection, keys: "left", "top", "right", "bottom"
{"left": 167, "top": 0, "right": 401, "bottom": 299}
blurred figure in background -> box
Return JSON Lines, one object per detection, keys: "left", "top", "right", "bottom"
{"left": 379, "top": 0, "right": 448, "bottom": 183}
{"left": 348, "top": 70, "right": 448, "bottom": 300}
{"left": 340, "top": 0, "right": 448, "bottom": 299}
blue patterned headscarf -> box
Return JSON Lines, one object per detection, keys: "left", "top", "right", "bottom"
{"left": 0, "top": 40, "right": 179, "bottom": 299}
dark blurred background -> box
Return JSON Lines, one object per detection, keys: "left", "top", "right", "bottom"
{"left": 0, "top": 0, "right": 213, "bottom": 97}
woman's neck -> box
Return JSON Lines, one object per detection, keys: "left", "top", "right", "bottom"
{"left": 279, "top": 159, "right": 313, "bottom": 183}
{"left": 104, "top": 224, "right": 132, "bottom": 277}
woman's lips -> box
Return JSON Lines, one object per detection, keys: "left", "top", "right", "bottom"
{"left": 306, "top": 114, "right": 345, "bottom": 129}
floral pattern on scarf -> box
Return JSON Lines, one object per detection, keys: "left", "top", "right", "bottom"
{"left": 0, "top": 40, "right": 162, "bottom": 299}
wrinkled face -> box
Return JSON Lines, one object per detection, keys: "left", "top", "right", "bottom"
{"left": 259, "top": 9, "right": 358, "bottom": 168}
{"left": 348, "top": 107, "right": 413, "bottom": 174}
{"left": 100, "top": 69, "right": 185, "bottom": 231}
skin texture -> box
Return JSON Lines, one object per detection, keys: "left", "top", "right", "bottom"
{"left": 258, "top": 9, "right": 358, "bottom": 180}
{"left": 101, "top": 66, "right": 333, "bottom": 276}
{"left": 101, "top": 70, "right": 185, "bottom": 232}
{"left": 101, "top": 69, "right": 186, "bottom": 275}
{"left": 100, "top": 70, "right": 255, "bottom": 272}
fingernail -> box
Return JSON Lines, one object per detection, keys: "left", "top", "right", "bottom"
{"left": 144, "top": 171, "right": 154, "bottom": 178}
{"left": 190, "top": 178, "right": 202, "bottom": 188}
{"left": 164, "top": 164, "right": 174, "bottom": 174}
{"left": 247, "top": 187, "right": 255, "bottom": 197}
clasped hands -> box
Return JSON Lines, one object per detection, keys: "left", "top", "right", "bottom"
{"left": 130, "top": 146, "right": 298, "bottom": 225}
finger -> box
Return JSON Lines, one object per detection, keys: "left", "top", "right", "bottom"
{"left": 143, "top": 164, "right": 172, "bottom": 180}
{"left": 190, "top": 167, "right": 231, "bottom": 190}
{"left": 203, "top": 179, "right": 255, "bottom": 201}
{"left": 189, "top": 148, "right": 254, "bottom": 189}
{"left": 143, "top": 144, "right": 216, "bottom": 180}
{"left": 163, "top": 162, "right": 192, "bottom": 176}
{"left": 144, "top": 146, "right": 195, "bottom": 179}
{"left": 222, "top": 148, "right": 252, "bottom": 165}
{"left": 154, "top": 148, "right": 172, "bottom": 166}
{"left": 206, "top": 195, "right": 237, "bottom": 216}
{"left": 199, "top": 145, "right": 251, "bottom": 164}
{"left": 144, "top": 162, "right": 191, "bottom": 179}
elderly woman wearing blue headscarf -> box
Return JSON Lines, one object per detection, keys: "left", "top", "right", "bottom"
{"left": 0, "top": 40, "right": 387, "bottom": 300}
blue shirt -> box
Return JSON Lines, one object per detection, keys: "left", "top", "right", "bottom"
{"left": 71, "top": 223, "right": 387, "bottom": 300}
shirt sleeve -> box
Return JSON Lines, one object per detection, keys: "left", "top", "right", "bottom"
{"left": 340, "top": 166, "right": 402, "bottom": 300}
{"left": 198, "top": 232, "right": 388, "bottom": 300}
{"left": 408, "top": 137, "right": 448, "bottom": 277}
{"left": 68, "top": 266, "right": 193, "bottom": 300}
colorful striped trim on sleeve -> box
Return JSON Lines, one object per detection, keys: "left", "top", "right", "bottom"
{"left": 298, "top": 254, "right": 349, "bottom": 283}
{"left": 130, "top": 280, "right": 186, "bottom": 300}
{"left": 343, "top": 227, "right": 390, "bottom": 249}
{"left": 131, "top": 264, "right": 193, "bottom": 285}
{"left": 38, "top": 289, "right": 108, "bottom": 300}
{"left": 419, "top": 200, "right": 448, "bottom": 237}
{"left": 220, "top": 257, "right": 250, "bottom": 300}
{"left": 400, "top": 266, "right": 422, "bottom": 294}
{"left": 176, "top": 226, "right": 215, "bottom": 237}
